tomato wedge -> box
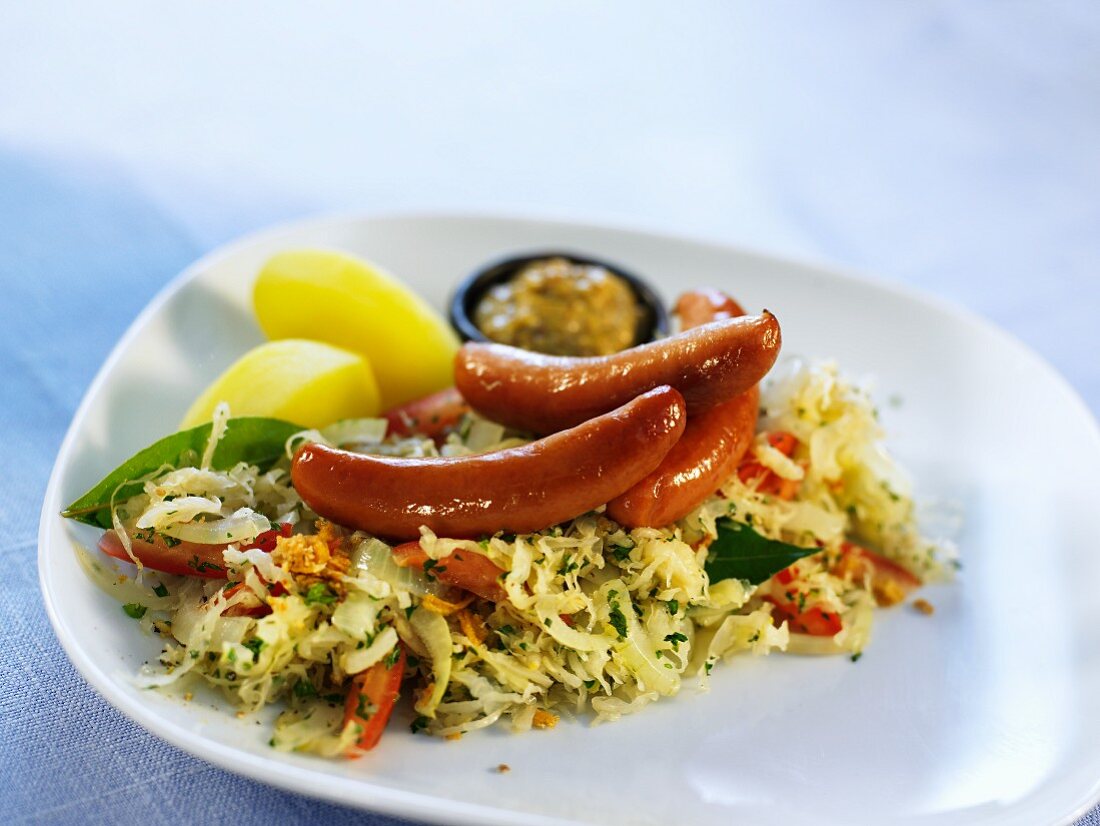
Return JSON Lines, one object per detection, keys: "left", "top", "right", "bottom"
{"left": 834, "top": 542, "right": 921, "bottom": 606}
{"left": 764, "top": 594, "right": 843, "bottom": 636}
{"left": 392, "top": 541, "right": 508, "bottom": 602}
{"left": 737, "top": 431, "right": 801, "bottom": 499}
{"left": 344, "top": 646, "right": 407, "bottom": 754}
{"left": 97, "top": 523, "right": 292, "bottom": 579}
{"left": 383, "top": 387, "right": 470, "bottom": 441}
{"left": 221, "top": 580, "right": 288, "bottom": 618}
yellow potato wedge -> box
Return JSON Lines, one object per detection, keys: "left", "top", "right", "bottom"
{"left": 253, "top": 249, "right": 460, "bottom": 408}
{"left": 181, "top": 339, "right": 381, "bottom": 429}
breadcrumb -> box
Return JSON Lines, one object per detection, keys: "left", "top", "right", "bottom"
{"left": 274, "top": 520, "right": 351, "bottom": 597}
{"left": 912, "top": 598, "right": 935, "bottom": 615}
{"left": 457, "top": 609, "right": 487, "bottom": 645}
{"left": 274, "top": 533, "right": 331, "bottom": 575}
{"left": 421, "top": 593, "right": 474, "bottom": 617}
{"left": 532, "top": 710, "right": 558, "bottom": 729}
{"left": 495, "top": 763, "right": 511, "bottom": 773}
{"left": 873, "top": 578, "right": 906, "bottom": 607}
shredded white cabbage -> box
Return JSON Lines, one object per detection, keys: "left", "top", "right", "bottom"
{"left": 97, "top": 360, "right": 955, "bottom": 755}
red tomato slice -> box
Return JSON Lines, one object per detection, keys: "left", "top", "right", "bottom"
{"left": 392, "top": 541, "right": 508, "bottom": 603}
{"left": 765, "top": 595, "right": 843, "bottom": 636}
{"left": 221, "top": 580, "right": 288, "bottom": 617}
{"left": 737, "top": 431, "right": 802, "bottom": 500}
{"left": 344, "top": 646, "right": 407, "bottom": 754}
{"left": 835, "top": 542, "right": 921, "bottom": 605}
{"left": 383, "top": 387, "right": 470, "bottom": 441}
{"left": 775, "top": 564, "right": 798, "bottom": 586}
{"left": 97, "top": 523, "right": 292, "bottom": 579}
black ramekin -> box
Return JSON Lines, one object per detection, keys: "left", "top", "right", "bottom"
{"left": 448, "top": 251, "right": 670, "bottom": 350}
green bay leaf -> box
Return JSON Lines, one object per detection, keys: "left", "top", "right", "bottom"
{"left": 705, "top": 517, "right": 817, "bottom": 586}
{"left": 61, "top": 417, "right": 304, "bottom": 528}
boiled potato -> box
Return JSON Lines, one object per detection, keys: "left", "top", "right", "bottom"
{"left": 181, "top": 339, "right": 381, "bottom": 429}
{"left": 253, "top": 250, "right": 459, "bottom": 408}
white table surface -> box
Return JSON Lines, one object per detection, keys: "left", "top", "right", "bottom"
{"left": 3, "top": 2, "right": 1097, "bottom": 824}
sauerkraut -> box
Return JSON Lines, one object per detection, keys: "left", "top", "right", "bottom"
{"left": 93, "top": 359, "right": 955, "bottom": 755}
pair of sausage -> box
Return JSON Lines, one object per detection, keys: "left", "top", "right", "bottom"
{"left": 605, "top": 291, "right": 761, "bottom": 527}
{"left": 292, "top": 296, "right": 778, "bottom": 540}
{"left": 294, "top": 386, "right": 687, "bottom": 539}
{"left": 453, "top": 309, "right": 779, "bottom": 434}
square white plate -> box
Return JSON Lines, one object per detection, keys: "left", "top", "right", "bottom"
{"left": 39, "top": 214, "right": 1100, "bottom": 826}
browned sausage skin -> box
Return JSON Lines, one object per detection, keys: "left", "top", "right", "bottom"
{"left": 605, "top": 388, "right": 759, "bottom": 528}
{"left": 291, "top": 386, "right": 687, "bottom": 541}
{"left": 454, "top": 311, "right": 780, "bottom": 435}
{"left": 673, "top": 289, "right": 745, "bottom": 328}
{"left": 606, "top": 290, "right": 764, "bottom": 528}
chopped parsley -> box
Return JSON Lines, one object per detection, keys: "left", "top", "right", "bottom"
{"left": 355, "top": 694, "right": 376, "bottom": 720}
{"left": 303, "top": 583, "right": 336, "bottom": 606}
{"left": 187, "top": 554, "right": 222, "bottom": 573}
{"left": 610, "top": 544, "right": 632, "bottom": 562}
{"left": 410, "top": 716, "right": 430, "bottom": 734}
{"left": 666, "top": 599, "right": 679, "bottom": 615}
{"left": 242, "top": 638, "right": 265, "bottom": 661}
{"left": 152, "top": 583, "right": 169, "bottom": 598}
{"left": 663, "top": 632, "right": 688, "bottom": 651}
{"left": 558, "top": 554, "right": 579, "bottom": 576}
{"left": 122, "top": 603, "right": 147, "bottom": 619}
{"left": 383, "top": 647, "right": 401, "bottom": 669}
{"left": 607, "top": 599, "right": 629, "bottom": 641}
{"left": 293, "top": 679, "right": 317, "bottom": 699}
{"left": 850, "top": 652, "right": 863, "bottom": 663}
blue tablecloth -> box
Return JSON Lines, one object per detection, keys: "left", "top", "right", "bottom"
{"left": 0, "top": 156, "right": 411, "bottom": 826}
{"left": 3, "top": 5, "right": 1098, "bottom": 824}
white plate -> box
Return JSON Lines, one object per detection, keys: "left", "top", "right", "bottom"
{"left": 39, "top": 213, "right": 1100, "bottom": 826}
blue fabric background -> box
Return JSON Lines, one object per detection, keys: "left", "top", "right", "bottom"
{"left": 0, "top": 156, "right": 411, "bottom": 825}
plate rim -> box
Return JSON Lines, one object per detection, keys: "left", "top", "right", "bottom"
{"left": 37, "top": 209, "right": 1100, "bottom": 826}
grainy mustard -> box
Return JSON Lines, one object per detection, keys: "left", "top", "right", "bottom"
{"left": 474, "top": 257, "right": 640, "bottom": 356}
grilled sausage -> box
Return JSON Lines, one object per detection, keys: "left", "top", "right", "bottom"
{"left": 454, "top": 311, "right": 780, "bottom": 434}
{"left": 673, "top": 289, "right": 745, "bottom": 328}
{"left": 291, "top": 386, "right": 687, "bottom": 540}
{"left": 606, "top": 290, "right": 763, "bottom": 527}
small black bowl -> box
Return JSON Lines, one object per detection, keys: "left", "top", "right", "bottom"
{"left": 449, "top": 251, "right": 670, "bottom": 351}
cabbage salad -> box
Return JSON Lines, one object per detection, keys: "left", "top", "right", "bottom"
{"left": 75, "top": 360, "right": 955, "bottom": 756}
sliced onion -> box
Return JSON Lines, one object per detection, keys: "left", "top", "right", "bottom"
{"left": 784, "top": 633, "right": 846, "bottom": 655}
{"left": 410, "top": 608, "right": 453, "bottom": 718}
{"left": 321, "top": 418, "right": 388, "bottom": 447}
{"left": 464, "top": 419, "right": 505, "bottom": 452}
{"left": 342, "top": 626, "right": 399, "bottom": 675}
{"left": 135, "top": 496, "right": 222, "bottom": 531}
{"left": 350, "top": 537, "right": 448, "bottom": 597}
{"left": 161, "top": 508, "right": 270, "bottom": 544}
{"left": 73, "top": 542, "right": 177, "bottom": 610}
{"left": 598, "top": 579, "right": 679, "bottom": 696}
